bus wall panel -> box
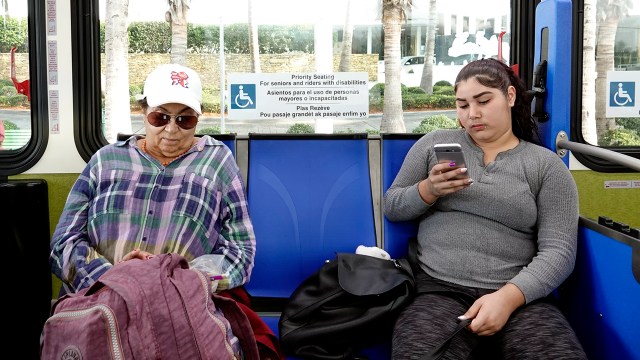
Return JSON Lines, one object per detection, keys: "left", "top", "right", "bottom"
{"left": 560, "top": 225, "right": 640, "bottom": 360}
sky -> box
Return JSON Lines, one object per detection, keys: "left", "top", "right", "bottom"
{"left": 103, "top": 0, "right": 379, "bottom": 25}
{"left": 5, "top": 1, "right": 27, "bottom": 17}
{"left": 4, "top": 1, "right": 639, "bottom": 27}
{"left": 100, "top": 0, "right": 523, "bottom": 26}
{"left": 0, "top": 0, "right": 514, "bottom": 29}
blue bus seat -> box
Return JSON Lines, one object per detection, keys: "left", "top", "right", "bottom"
{"left": 559, "top": 217, "right": 640, "bottom": 360}
{"left": 380, "top": 133, "right": 422, "bottom": 259}
{"left": 245, "top": 133, "right": 378, "bottom": 355}
{"left": 207, "top": 133, "right": 236, "bottom": 157}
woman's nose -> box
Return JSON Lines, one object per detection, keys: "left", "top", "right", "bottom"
{"left": 468, "top": 104, "right": 480, "bottom": 119}
{"left": 163, "top": 119, "right": 180, "bottom": 132}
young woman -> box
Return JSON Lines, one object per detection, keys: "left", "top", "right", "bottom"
{"left": 385, "top": 58, "right": 587, "bottom": 359}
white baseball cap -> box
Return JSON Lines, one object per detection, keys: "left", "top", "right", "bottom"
{"left": 137, "top": 63, "right": 203, "bottom": 115}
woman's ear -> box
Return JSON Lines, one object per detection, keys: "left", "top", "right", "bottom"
{"left": 507, "top": 85, "right": 516, "bottom": 107}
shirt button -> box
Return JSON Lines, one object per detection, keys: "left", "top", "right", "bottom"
{"left": 142, "top": 237, "right": 147, "bottom": 242}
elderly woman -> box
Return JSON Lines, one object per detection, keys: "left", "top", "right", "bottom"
{"left": 51, "top": 64, "right": 256, "bottom": 357}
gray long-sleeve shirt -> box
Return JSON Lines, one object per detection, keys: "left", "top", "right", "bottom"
{"left": 384, "top": 129, "right": 579, "bottom": 303}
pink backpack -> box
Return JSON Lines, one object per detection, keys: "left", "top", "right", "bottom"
{"left": 40, "top": 253, "right": 259, "bottom": 360}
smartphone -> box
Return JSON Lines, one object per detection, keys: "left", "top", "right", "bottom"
{"left": 433, "top": 143, "right": 469, "bottom": 180}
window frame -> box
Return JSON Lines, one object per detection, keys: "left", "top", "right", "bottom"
{"left": 72, "top": 0, "right": 105, "bottom": 163}
{"left": 73, "top": 0, "right": 542, "bottom": 162}
{"left": 570, "top": 0, "right": 640, "bottom": 172}
{"left": 0, "top": 0, "right": 50, "bottom": 177}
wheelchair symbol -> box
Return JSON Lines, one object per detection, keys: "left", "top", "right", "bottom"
{"left": 613, "top": 83, "right": 633, "bottom": 106}
{"left": 234, "top": 85, "right": 254, "bottom": 108}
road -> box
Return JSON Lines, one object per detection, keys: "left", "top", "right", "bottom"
{"left": 0, "top": 109, "right": 31, "bottom": 130}
{"left": 1, "top": 109, "right": 456, "bottom": 135}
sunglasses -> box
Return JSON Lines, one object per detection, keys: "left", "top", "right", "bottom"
{"left": 146, "top": 111, "right": 198, "bottom": 130}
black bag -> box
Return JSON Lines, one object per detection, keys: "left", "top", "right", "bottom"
{"left": 278, "top": 253, "right": 415, "bottom": 360}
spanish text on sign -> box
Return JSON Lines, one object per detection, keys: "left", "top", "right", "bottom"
{"left": 228, "top": 72, "right": 369, "bottom": 120}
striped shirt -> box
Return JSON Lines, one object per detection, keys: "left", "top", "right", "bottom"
{"left": 51, "top": 135, "right": 256, "bottom": 296}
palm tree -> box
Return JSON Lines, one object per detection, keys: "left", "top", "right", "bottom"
{"left": 380, "top": 0, "right": 412, "bottom": 133}
{"left": 582, "top": 0, "right": 598, "bottom": 145}
{"left": 166, "top": 0, "right": 190, "bottom": 65}
{"left": 104, "top": 0, "right": 132, "bottom": 142}
{"left": 0, "top": 0, "right": 8, "bottom": 20}
{"left": 594, "top": 0, "right": 632, "bottom": 140}
{"left": 248, "top": 0, "right": 261, "bottom": 72}
{"left": 419, "top": 0, "right": 436, "bottom": 94}
{"left": 339, "top": 0, "right": 354, "bottom": 72}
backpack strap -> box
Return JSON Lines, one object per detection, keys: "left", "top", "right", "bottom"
{"left": 212, "top": 293, "right": 261, "bottom": 360}
{"left": 421, "top": 318, "right": 472, "bottom": 360}
{"left": 406, "top": 239, "right": 480, "bottom": 359}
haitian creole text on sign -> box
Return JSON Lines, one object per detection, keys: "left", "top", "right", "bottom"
{"left": 228, "top": 72, "right": 369, "bottom": 120}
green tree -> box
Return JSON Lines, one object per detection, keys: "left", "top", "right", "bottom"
{"left": 419, "top": 0, "right": 437, "bottom": 94}
{"left": 338, "top": 0, "right": 354, "bottom": 72}
{"left": 166, "top": 0, "right": 190, "bottom": 65}
{"left": 380, "top": 0, "right": 413, "bottom": 133}
{"left": 600, "top": 128, "right": 640, "bottom": 146}
{"left": 0, "top": 17, "right": 28, "bottom": 52}
{"left": 104, "top": 0, "right": 132, "bottom": 142}
{"left": 248, "top": 0, "right": 261, "bottom": 72}
{"left": 287, "top": 123, "right": 314, "bottom": 134}
{"left": 412, "top": 114, "right": 458, "bottom": 133}
{"left": 594, "top": 0, "right": 633, "bottom": 139}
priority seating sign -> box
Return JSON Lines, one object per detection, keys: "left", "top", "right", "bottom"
{"left": 606, "top": 70, "right": 640, "bottom": 117}
{"left": 228, "top": 72, "right": 369, "bottom": 120}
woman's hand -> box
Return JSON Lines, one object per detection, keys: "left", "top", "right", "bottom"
{"left": 458, "top": 283, "right": 525, "bottom": 336}
{"left": 118, "top": 248, "right": 155, "bottom": 263}
{"left": 418, "top": 162, "right": 474, "bottom": 204}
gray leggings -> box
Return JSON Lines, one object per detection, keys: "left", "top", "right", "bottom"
{"left": 392, "top": 273, "right": 587, "bottom": 360}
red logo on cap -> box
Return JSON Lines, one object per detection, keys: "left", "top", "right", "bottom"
{"left": 170, "top": 71, "right": 189, "bottom": 88}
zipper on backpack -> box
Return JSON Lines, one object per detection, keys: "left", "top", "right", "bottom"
{"left": 45, "top": 304, "right": 124, "bottom": 360}
{"left": 192, "top": 270, "right": 236, "bottom": 358}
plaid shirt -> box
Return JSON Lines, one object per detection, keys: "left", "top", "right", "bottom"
{"left": 51, "top": 135, "right": 256, "bottom": 296}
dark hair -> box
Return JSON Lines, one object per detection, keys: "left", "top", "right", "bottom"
{"left": 454, "top": 58, "right": 539, "bottom": 144}
{"left": 137, "top": 97, "right": 149, "bottom": 113}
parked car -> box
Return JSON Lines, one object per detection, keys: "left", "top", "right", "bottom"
{"left": 400, "top": 56, "right": 424, "bottom": 74}
{"left": 401, "top": 56, "right": 425, "bottom": 75}
{"left": 376, "top": 56, "right": 460, "bottom": 87}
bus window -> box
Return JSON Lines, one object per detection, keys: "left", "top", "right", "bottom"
{"left": 0, "top": 0, "right": 48, "bottom": 176}
{"left": 74, "top": 0, "right": 513, "bottom": 157}
{"left": 0, "top": 3, "right": 30, "bottom": 151}
{"left": 577, "top": 0, "right": 640, "bottom": 167}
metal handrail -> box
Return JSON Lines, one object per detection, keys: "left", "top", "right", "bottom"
{"left": 556, "top": 132, "right": 640, "bottom": 171}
